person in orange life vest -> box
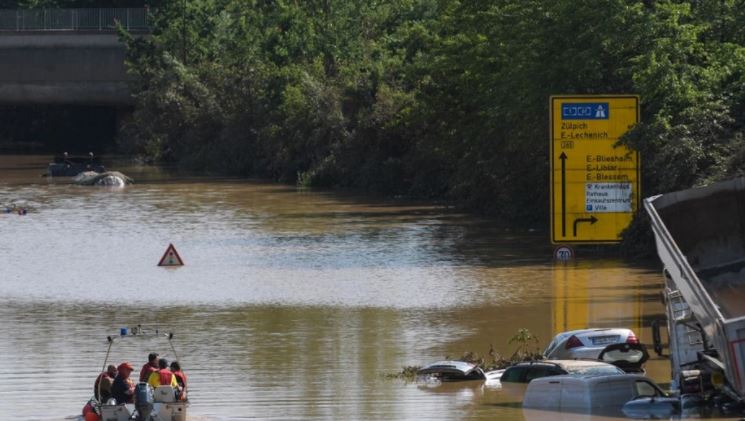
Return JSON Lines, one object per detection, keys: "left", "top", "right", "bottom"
{"left": 111, "top": 362, "right": 135, "bottom": 404}
{"left": 139, "top": 352, "right": 159, "bottom": 383}
{"left": 170, "top": 360, "right": 187, "bottom": 399}
{"left": 93, "top": 364, "right": 117, "bottom": 401}
{"left": 147, "top": 358, "right": 179, "bottom": 389}
{"left": 82, "top": 400, "right": 100, "bottom": 421}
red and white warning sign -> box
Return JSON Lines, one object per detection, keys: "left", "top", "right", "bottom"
{"left": 158, "top": 243, "right": 184, "bottom": 266}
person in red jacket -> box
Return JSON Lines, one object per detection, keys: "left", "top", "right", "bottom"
{"left": 139, "top": 352, "right": 159, "bottom": 383}
{"left": 170, "top": 361, "right": 187, "bottom": 400}
{"left": 93, "top": 364, "right": 117, "bottom": 401}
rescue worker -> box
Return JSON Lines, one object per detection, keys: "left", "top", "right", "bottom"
{"left": 93, "top": 364, "right": 117, "bottom": 401}
{"left": 169, "top": 361, "right": 187, "bottom": 389}
{"left": 82, "top": 399, "right": 99, "bottom": 421}
{"left": 147, "top": 358, "right": 179, "bottom": 389}
{"left": 111, "top": 362, "right": 135, "bottom": 404}
{"left": 139, "top": 352, "right": 159, "bottom": 383}
{"left": 170, "top": 360, "right": 187, "bottom": 400}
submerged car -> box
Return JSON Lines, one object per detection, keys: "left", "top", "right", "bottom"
{"left": 416, "top": 360, "right": 485, "bottom": 381}
{"left": 47, "top": 152, "right": 105, "bottom": 177}
{"left": 523, "top": 374, "right": 677, "bottom": 416}
{"left": 499, "top": 360, "right": 625, "bottom": 384}
{"left": 543, "top": 328, "right": 640, "bottom": 360}
{"left": 73, "top": 171, "right": 133, "bottom": 187}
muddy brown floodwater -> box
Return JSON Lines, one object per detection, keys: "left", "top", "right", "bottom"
{"left": 0, "top": 155, "right": 733, "bottom": 420}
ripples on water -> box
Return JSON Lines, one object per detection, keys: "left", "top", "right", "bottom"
{"left": 0, "top": 156, "right": 667, "bottom": 420}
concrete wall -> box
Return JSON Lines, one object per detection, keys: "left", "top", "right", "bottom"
{"left": 0, "top": 33, "right": 133, "bottom": 105}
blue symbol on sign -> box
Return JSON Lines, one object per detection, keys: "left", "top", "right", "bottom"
{"left": 586, "top": 205, "right": 593, "bottom": 211}
{"left": 562, "top": 103, "right": 610, "bottom": 120}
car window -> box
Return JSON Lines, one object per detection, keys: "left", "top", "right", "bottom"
{"left": 634, "top": 380, "right": 660, "bottom": 397}
{"left": 501, "top": 366, "right": 528, "bottom": 382}
{"left": 526, "top": 366, "right": 558, "bottom": 381}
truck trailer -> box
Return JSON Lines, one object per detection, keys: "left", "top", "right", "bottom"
{"left": 645, "top": 178, "right": 745, "bottom": 410}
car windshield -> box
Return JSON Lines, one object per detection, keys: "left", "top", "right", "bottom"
{"left": 566, "top": 365, "right": 625, "bottom": 376}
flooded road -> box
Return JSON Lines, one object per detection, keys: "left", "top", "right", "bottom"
{"left": 0, "top": 155, "right": 705, "bottom": 420}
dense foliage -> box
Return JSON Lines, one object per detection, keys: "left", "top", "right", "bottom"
{"left": 112, "top": 1, "right": 745, "bottom": 236}
{"left": 0, "top": 0, "right": 156, "bottom": 7}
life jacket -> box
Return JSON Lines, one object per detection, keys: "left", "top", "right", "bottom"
{"left": 158, "top": 369, "right": 174, "bottom": 386}
{"left": 173, "top": 370, "right": 187, "bottom": 388}
{"left": 82, "top": 401, "right": 100, "bottom": 421}
{"left": 93, "top": 372, "right": 111, "bottom": 399}
{"left": 140, "top": 363, "right": 158, "bottom": 383}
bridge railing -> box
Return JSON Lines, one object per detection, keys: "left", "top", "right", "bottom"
{"left": 0, "top": 8, "right": 150, "bottom": 32}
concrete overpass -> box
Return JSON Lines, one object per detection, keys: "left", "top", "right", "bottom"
{"left": 0, "top": 8, "right": 149, "bottom": 106}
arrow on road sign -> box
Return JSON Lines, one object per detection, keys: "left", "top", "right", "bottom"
{"left": 560, "top": 152, "right": 567, "bottom": 237}
{"left": 573, "top": 216, "right": 598, "bottom": 237}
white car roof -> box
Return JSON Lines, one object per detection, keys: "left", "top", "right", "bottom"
{"left": 530, "top": 373, "right": 649, "bottom": 384}
{"left": 544, "top": 359, "right": 620, "bottom": 369}
{"left": 550, "top": 328, "right": 633, "bottom": 341}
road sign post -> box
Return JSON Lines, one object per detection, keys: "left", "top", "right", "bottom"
{"left": 550, "top": 95, "right": 639, "bottom": 244}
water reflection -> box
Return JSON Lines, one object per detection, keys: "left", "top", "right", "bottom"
{"left": 552, "top": 261, "right": 646, "bottom": 335}
{"left": 0, "top": 156, "right": 684, "bottom": 420}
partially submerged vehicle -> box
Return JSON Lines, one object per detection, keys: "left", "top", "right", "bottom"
{"left": 543, "top": 328, "right": 640, "bottom": 360}
{"left": 73, "top": 171, "right": 134, "bottom": 187}
{"left": 522, "top": 374, "right": 677, "bottom": 417}
{"left": 417, "top": 335, "right": 648, "bottom": 386}
{"left": 416, "top": 360, "right": 486, "bottom": 382}
{"left": 47, "top": 152, "right": 105, "bottom": 177}
{"left": 86, "top": 326, "right": 187, "bottom": 421}
{"left": 499, "top": 360, "right": 625, "bottom": 384}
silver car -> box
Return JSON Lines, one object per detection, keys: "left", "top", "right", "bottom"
{"left": 543, "top": 328, "right": 639, "bottom": 360}
{"left": 416, "top": 360, "right": 485, "bottom": 381}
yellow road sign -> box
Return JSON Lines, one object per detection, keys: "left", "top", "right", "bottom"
{"left": 550, "top": 95, "right": 639, "bottom": 244}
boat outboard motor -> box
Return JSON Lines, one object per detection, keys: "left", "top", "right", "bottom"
{"left": 134, "top": 382, "right": 154, "bottom": 420}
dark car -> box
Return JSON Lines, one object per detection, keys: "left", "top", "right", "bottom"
{"left": 47, "top": 152, "right": 105, "bottom": 177}
{"left": 499, "top": 360, "right": 625, "bottom": 383}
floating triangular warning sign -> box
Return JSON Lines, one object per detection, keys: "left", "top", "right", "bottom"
{"left": 158, "top": 243, "right": 184, "bottom": 266}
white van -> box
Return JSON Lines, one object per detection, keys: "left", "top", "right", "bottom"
{"left": 522, "top": 374, "right": 674, "bottom": 415}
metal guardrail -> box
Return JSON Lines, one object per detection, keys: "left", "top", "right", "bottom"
{"left": 0, "top": 8, "right": 150, "bottom": 32}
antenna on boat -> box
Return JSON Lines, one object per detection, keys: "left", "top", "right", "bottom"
{"left": 101, "top": 335, "right": 114, "bottom": 376}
